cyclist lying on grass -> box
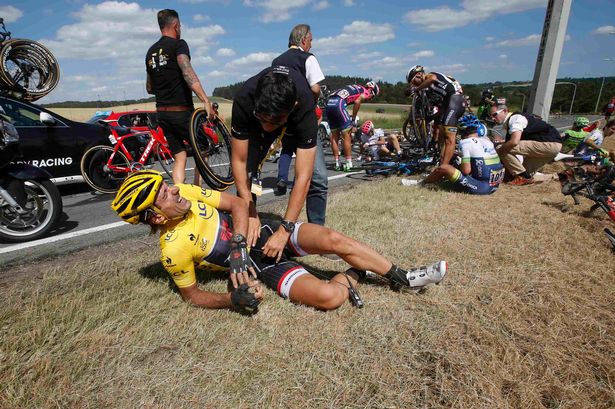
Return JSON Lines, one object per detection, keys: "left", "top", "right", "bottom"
{"left": 111, "top": 170, "right": 447, "bottom": 312}
{"left": 422, "top": 114, "right": 504, "bottom": 195}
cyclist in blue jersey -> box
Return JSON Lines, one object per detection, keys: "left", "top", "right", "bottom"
{"left": 325, "top": 81, "right": 380, "bottom": 170}
{"left": 422, "top": 114, "right": 504, "bottom": 194}
{"left": 406, "top": 65, "right": 465, "bottom": 167}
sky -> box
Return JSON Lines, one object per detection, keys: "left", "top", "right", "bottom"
{"left": 1, "top": 0, "right": 614, "bottom": 103}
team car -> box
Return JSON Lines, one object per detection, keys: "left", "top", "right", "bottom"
{"left": 0, "top": 94, "right": 109, "bottom": 184}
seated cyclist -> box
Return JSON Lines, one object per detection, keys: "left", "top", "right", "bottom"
{"left": 359, "top": 120, "right": 402, "bottom": 161}
{"left": 422, "top": 114, "right": 504, "bottom": 195}
{"left": 405, "top": 65, "right": 465, "bottom": 166}
{"left": 560, "top": 117, "right": 598, "bottom": 153}
{"left": 574, "top": 119, "right": 615, "bottom": 162}
{"left": 325, "top": 81, "right": 380, "bottom": 171}
{"left": 111, "top": 170, "right": 447, "bottom": 312}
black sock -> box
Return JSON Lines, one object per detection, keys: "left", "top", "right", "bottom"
{"left": 384, "top": 264, "right": 409, "bottom": 286}
{"left": 520, "top": 171, "right": 532, "bottom": 179}
{"left": 345, "top": 268, "right": 366, "bottom": 281}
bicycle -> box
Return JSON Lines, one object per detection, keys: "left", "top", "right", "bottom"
{"left": 361, "top": 151, "right": 436, "bottom": 177}
{"left": 80, "top": 118, "right": 174, "bottom": 194}
{"left": 0, "top": 18, "right": 60, "bottom": 101}
{"left": 188, "top": 106, "right": 233, "bottom": 191}
{"left": 401, "top": 89, "right": 438, "bottom": 155}
{"left": 558, "top": 156, "right": 615, "bottom": 249}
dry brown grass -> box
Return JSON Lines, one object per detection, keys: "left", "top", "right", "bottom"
{"left": 48, "top": 99, "right": 233, "bottom": 123}
{"left": 1, "top": 174, "right": 615, "bottom": 408}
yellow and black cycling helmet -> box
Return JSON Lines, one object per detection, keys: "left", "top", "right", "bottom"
{"left": 111, "top": 170, "right": 164, "bottom": 224}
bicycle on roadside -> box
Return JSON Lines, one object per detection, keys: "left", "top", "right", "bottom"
{"left": 188, "top": 104, "right": 233, "bottom": 191}
{"left": 0, "top": 18, "right": 60, "bottom": 101}
{"left": 557, "top": 154, "right": 615, "bottom": 250}
{"left": 80, "top": 117, "right": 174, "bottom": 194}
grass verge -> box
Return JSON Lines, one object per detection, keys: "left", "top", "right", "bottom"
{"left": 1, "top": 176, "right": 615, "bottom": 408}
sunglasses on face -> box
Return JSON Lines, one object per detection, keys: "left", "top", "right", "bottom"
{"left": 491, "top": 109, "right": 505, "bottom": 118}
{"left": 253, "top": 110, "right": 288, "bottom": 127}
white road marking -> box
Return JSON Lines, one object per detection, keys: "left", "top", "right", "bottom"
{"left": 0, "top": 221, "right": 127, "bottom": 255}
{"left": 0, "top": 171, "right": 362, "bottom": 254}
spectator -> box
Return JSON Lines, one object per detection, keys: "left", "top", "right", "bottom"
{"left": 603, "top": 97, "right": 615, "bottom": 121}
{"left": 271, "top": 24, "right": 328, "bottom": 226}
{"left": 490, "top": 104, "right": 562, "bottom": 186}
{"left": 145, "top": 9, "right": 213, "bottom": 185}
{"left": 575, "top": 119, "right": 615, "bottom": 162}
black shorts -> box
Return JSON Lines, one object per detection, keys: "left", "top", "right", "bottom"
{"left": 157, "top": 110, "right": 193, "bottom": 154}
{"left": 437, "top": 94, "right": 465, "bottom": 127}
{"left": 249, "top": 220, "right": 311, "bottom": 299}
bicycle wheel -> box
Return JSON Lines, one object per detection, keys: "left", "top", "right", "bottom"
{"left": 0, "top": 39, "right": 60, "bottom": 101}
{"left": 189, "top": 108, "right": 233, "bottom": 189}
{"left": 155, "top": 144, "right": 174, "bottom": 180}
{"left": 80, "top": 145, "right": 130, "bottom": 194}
{"left": 411, "top": 93, "right": 430, "bottom": 151}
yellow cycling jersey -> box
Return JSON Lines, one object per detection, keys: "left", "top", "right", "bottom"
{"left": 159, "top": 184, "right": 233, "bottom": 288}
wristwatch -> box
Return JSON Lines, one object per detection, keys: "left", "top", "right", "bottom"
{"left": 280, "top": 220, "right": 295, "bottom": 233}
{"left": 231, "top": 233, "right": 247, "bottom": 245}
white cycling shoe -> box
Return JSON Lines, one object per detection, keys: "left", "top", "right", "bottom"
{"left": 407, "top": 260, "right": 447, "bottom": 288}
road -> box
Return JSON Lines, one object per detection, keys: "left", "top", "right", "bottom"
{"left": 0, "top": 114, "right": 598, "bottom": 266}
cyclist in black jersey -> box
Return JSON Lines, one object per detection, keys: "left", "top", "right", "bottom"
{"left": 111, "top": 171, "right": 448, "bottom": 312}
{"left": 406, "top": 65, "right": 465, "bottom": 166}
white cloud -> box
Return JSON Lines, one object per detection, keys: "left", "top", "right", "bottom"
{"left": 313, "top": 1, "right": 330, "bottom": 11}
{"left": 0, "top": 5, "right": 23, "bottom": 23}
{"left": 42, "top": 2, "right": 225, "bottom": 61}
{"left": 485, "top": 36, "right": 495, "bottom": 42}
{"left": 194, "top": 14, "right": 211, "bottom": 21}
{"left": 404, "top": 0, "right": 546, "bottom": 31}
{"left": 209, "top": 70, "right": 227, "bottom": 77}
{"left": 407, "top": 42, "right": 421, "bottom": 47}
{"left": 192, "top": 55, "right": 215, "bottom": 66}
{"left": 343, "top": 0, "right": 356, "bottom": 6}
{"left": 313, "top": 21, "right": 395, "bottom": 54}
{"left": 247, "top": 0, "right": 311, "bottom": 23}
{"left": 226, "top": 52, "right": 278, "bottom": 68}
{"left": 499, "top": 54, "right": 507, "bottom": 59}
{"left": 592, "top": 25, "right": 615, "bottom": 35}
{"left": 488, "top": 34, "right": 541, "bottom": 48}
{"left": 412, "top": 50, "right": 434, "bottom": 58}
{"left": 429, "top": 63, "right": 468, "bottom": 74}
{"left": 352, "top": 51, "right": 382, "bottom": 62}
{"left": 217, "top": 48, "right": 236, "bottom": 57}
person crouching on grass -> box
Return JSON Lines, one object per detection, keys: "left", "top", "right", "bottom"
{"left": 421, "top": 114, "right": 505, "bottom": 194}
{"left": 111, "top": 170, "right": 448, "bottom": 313}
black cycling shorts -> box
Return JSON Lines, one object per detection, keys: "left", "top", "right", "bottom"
{"left": 249, "top": 220, "right": 310, "bottom": 298}
{"left": 437, "top": 94, "right": 465, "bottom": 127}
{"left": 157, "top": 110, "right": 192, "bottom": 154}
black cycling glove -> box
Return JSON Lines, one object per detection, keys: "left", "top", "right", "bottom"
{"left": 229, "top": 242, "right": 250, "bottom": 276}
{"left": 231, "top": 284, "right": 260, "bottom": 311}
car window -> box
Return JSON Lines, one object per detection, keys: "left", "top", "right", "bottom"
{"left": 117, "top": 115, "right": 132, "bottom": 127}
{"left": 0, "top": 98, "right": 43, "bottom": 127}
{"left": 86, "top": 114, "right": 109, "bottom": 124}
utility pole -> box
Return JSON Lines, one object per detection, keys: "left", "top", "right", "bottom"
{"left": 527, "top": 0, "right": 572, "bottom": 121}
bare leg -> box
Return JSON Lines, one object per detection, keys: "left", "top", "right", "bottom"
{"left": 341, "top": 128, "right": 353, "bottom": 161}
{"left": 389, "top": 135, "right": 402, "bottom": 153}
{"left": 288, "top": 274, "right": 351, "bottom": 310}
{"left": 424, "top": 164, "right": 457, "bottom": 184}
{"left": 330, "top": 129, "right": 341, "bottom": 159}
{"left": 295, "top": 223, "right": 392, "bottom": 275}
{"left": 172, "top": 150, "right": 187, "bottom": 185}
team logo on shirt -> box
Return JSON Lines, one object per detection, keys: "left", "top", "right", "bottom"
{"left": 200, "top": 238, "right": 209, "bottom": 252}
{"left": 197, "top": 202, "right": 214, "bottom": 220}
{"left": 164, "top": 229, "right": 179, "bottom": 242}
{"left": 201, "top": 188, "right": 213, "bottom": 198}
{"left": 164, "top": 257, "right": 176, "bottom": 268}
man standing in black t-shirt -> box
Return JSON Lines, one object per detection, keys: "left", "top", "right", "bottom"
{"left": 146, "top": 9, "right": 213, "bottom": 185}
{"left": 231, "top": 66, "right": 317, "bottom": 260}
